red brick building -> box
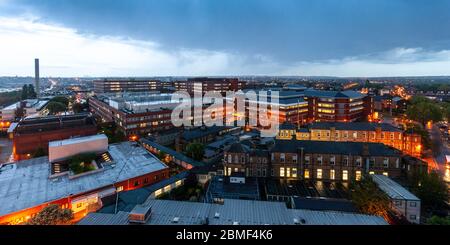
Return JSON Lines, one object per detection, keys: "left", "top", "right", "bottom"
{"left": 11, "top": 114, "right": 97, "bottom": 160}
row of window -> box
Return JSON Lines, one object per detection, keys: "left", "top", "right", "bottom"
{"left": 312, "top": 130, "right": 403, "bottom": 140}
{"left": 225, "top": 167, "right": 389, "bottom": 180}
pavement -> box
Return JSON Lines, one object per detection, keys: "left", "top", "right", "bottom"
{"left": 0, "top": 137, "right": 13, "bottom": 164}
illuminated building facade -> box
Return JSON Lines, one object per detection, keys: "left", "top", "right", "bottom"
{"left": 224, "top": 140, "right": 403, "bottom": 182}
{"left": 276, "top": 122, "right": 422, "bottom": 157}
{"left": 174, "top": 77, "right": 246, "bottom": 94}
{"left": 93, "top": 79, "right": 172, "bottom": 93}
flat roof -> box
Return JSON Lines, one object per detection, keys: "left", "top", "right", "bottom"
{"left": 371, "top": 175, "right": 420, "bottom": 201}
{"left": 290, "top": 209, "right": 387, "bottom": 225}
{"left": 78, "top": 198, "right": 388, "bottom": 225}
{"left": 0, "top": 141, "right": 168, "bottom": 217}
{"left": 48, "top": 134, "right": 107, "bottom": 147}
{"left": 308, "top": 122, "right": 403, "bottom": 132}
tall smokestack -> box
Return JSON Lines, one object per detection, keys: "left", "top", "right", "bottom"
{"left": 34, "top": 58, "right": 40, "bottom": 98}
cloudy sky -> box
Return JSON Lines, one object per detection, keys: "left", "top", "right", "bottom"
{"left": 0, "top": 0, "right": 450, "bottom": 77}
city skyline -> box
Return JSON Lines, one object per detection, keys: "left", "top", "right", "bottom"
{"left": 0, "top": 0, "right": 450, "bottom": 77}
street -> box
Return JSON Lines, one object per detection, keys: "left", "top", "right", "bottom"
{"left": 430, "top": 125, "right": 450, "bottom": 176}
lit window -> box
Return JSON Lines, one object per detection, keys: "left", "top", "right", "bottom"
{"left": 280, "top": 167, "right": 285, "bottom": 177}
{"left": 369, "top": 171, "right": 375, "bottom": 175}
{"left": 304, "top": 169, "right": 310, "bottom": 179}
{"left": 383, "top": 172, "right": 389, "bottom": 177}
{"left": 330, "top": 169, "right": 335, "bottom": 180}
{"left": 292, "top": 168, "right": 297, "bottom": 178}
{"left": 355, "top": 171, "right": 362, "bottom": 181}
{"left": 175, "top": 180, "right": 182, "bottom": 187}
{"left": 286, "top": 168, "right": 291, "bottom": 177}
{"left": 116, "top": 186, "right": 124, "bottom": 192}
{"left": 317, "top": 169, "right": 322, "bottom": 179}
{"left": 342, "top": 170, "right": 348, "bottom": 181}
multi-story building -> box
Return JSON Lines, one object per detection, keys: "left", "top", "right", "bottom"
{"left": 303, "top": 89, "right": 373, "bottom": 122}
{"left": 244, "top": 88, "right": 373, "bottom": 128}
{"left": 276, "top": 122, "right": 422, "bottom": 157}
{"left": 89, "top": 93, "right": 175, "bottom": 136}
{"left": 174, "top": 77, "right": 246, "bottom": 94}
{"left": 223, "top": 139, "right": 403, "bottom": 182}
{"left": 93, "top": 79, "right": 172, "bottom": 93}
{"left": 10, "top": 113, "right": 98, "bottom": 160}
{"left": 0, "top": 136, "right": 169, "bottom": 225}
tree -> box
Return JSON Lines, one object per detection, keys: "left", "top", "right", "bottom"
{"left": 21, "top": 84, "right": 28, "bottom": 100}
{"left": 185, "top": 142, "right": 204, "bottom": 161}
{"left": 27, "top": 84, "right": 36, "bottom": 99}
{"left": 426, "top": 215, "right": 450, "bottom": 225}
{"left": 411, "top": 171, "right": 448, "bottom": 209}
{"left": 99, "top": 123, "right": 125, "bottom": 143}
{"left": 351, "top": 177, "right": 390, "bottom": 219}
{"left": 406, "top": 123, "right": 432, "bottom": 150}
{"left": 50, "top": 96, "right": 69, "bottom": 107}
{"left": 406, "top": 97, "right": 443, "bottom": 127}
{"left": 21, "top": 84, "right": 36, "bottom": 100}
{"left": 27, "top": 204, "right": 73, "bottom": 225}
{"left": 46, "top": 101, "right": 67, "bottom": 114}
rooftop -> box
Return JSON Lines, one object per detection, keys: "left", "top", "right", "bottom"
{"left": 140, "top": 138, "right": 204, "bottom": 167}
{"left": 371, "top": 175, "right": 420, "bottom": 201}
{"left": 304, "top": 89, "right": 366, "bottom": 99}
{"left": 182, "top": 126, "right": 230, "bottom": 141}
{"left": 48, "top": 134, "right": 107, "bottom": 148}
{"left": 271, "top": 139, "right": 401, "bottom": 156}
{"left": 307, "top": 122, "right": 403, "bottom": 132}
{"left": 14, "top": 113, "right": 96, "bottom": 134}
{"left": 0, "top": 141, "right": 168, "bottom": 217}
{"left": 291, "top": 197, "right": 356, "bottom": 212}
{"left": 78, "top": 198, "right": 388, "bottom": 225}
{"left": 206, "top": 176, "right": 260, "bottom": 202}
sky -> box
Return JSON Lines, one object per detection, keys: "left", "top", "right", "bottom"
{"left": 0, "top": 0, "right": 450, "bottom": 77}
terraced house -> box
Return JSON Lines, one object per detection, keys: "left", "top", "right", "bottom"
{"left": 277, "top": 122, "right": 422, "bottom": 157}
{"left": 224, "top": 139, "right": 403, "bottom": 182}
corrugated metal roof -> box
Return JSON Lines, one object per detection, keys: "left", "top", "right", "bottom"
{"left": 290, "top": 209, "right": 387, "bottom": 225}
{"left": 78, "top": 198, "right": 388, "bottom": 225}
{"left": 371, "top": 175, "right": 420, "bottom": 201}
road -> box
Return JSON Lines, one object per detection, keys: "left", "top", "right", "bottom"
{"left": 0, "top": 137, "right": 13, "bottom": 164}
{"left": 429, "top": 125, "right": 450, "bottom": 186}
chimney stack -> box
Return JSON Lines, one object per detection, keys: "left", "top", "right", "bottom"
{"left": 34, "top": 58, "right": 40, "bottom": 98}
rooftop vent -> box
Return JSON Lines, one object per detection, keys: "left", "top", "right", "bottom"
{"left": 172, "top": 217, "right": 180, "bottom": 223}
{"left": 214, "top": 212, "right": 220, "bottom": 219}
{"left": 232, "top": 221, "right": 239, "bottom": 225}
{"left": 128, "top": 205, "right": 152, "bottom": 224}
